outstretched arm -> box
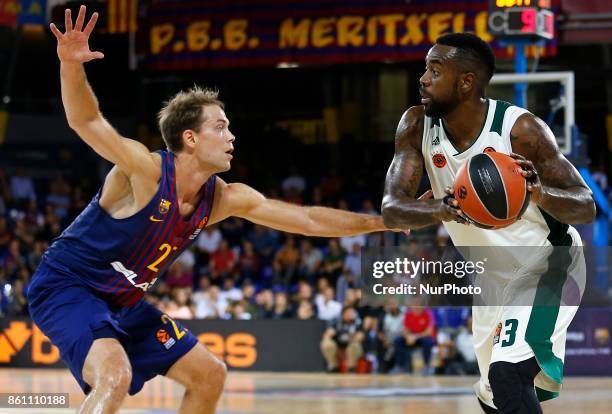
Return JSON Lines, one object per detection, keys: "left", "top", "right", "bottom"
{"left": 381, "top": 106, "right": 467, "bottom": 229}
{"left": 510, "top": 113, "right": 596, "bottom": 224}
{"left": 51, "top": 6, "right": 158, "bottom": 179}
{"left": 208, "top": 178, "right": 388, "bottom": 237}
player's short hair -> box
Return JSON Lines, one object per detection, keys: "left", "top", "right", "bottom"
{"left": 158, "top": 86, "right": 224, "bottom": 152}
{"left": 435, "top": 32, "right": 496, "bottom": 83}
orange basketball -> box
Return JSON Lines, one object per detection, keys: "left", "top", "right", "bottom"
{"left": 452, "top": 151, "right": 530, "bottom": 229}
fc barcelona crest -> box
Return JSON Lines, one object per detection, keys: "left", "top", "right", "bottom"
{"left": 159, "top": 199, "right": 172, "bottom": 215}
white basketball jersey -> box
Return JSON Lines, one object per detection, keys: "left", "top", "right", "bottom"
{"left": 421, "top": 99, "right": 576, "bottom": 251}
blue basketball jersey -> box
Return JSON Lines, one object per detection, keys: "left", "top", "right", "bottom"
{"left": 42, "top": 150, "right": 216, "bottom": 307}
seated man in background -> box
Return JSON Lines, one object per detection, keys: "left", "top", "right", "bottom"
{"left": 393, "top": 300, "right": 436, "bottom": 374}
{"left": 320, "top": 306, "right": 364, "bottom": 373}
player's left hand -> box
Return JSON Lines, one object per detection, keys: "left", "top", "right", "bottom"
{"left": 510, "top": 152, "right": 543, "bottom": 205}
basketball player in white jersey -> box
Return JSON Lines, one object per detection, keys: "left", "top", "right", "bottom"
{"left": 381, "top": 33, "right": 596, "bottom": 414}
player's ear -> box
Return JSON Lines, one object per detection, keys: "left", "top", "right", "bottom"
{"left": 182, "top": 129, "right": 197, "bottom": 148}
{"left": 460, "top": 72, "right": 476, "bottom": 94}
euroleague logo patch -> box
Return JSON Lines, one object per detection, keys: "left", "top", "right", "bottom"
{"left": 493, "top": 323, "right": 502, "bottom": 346}
{"left": 432, "top": 153, "right": 447, "bottom": 168}
{"left": 156, "top": 329, "right": 176, "bottom": 350}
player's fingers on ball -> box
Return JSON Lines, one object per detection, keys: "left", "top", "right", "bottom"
{"left": 509, "top": 152, "right": 526, "bottom": 160}
{"left": 444, "top": 186, "right": 454, "bottom": 195}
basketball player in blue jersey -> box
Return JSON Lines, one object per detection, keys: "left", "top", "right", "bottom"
{"left": 381, "top": 34, "right": 595, "bottom": 414}
{"left": 27, "top": 6, "right": 401, "bottom": 414}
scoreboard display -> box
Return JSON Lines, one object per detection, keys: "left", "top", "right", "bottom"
{"left": 488, "top": 0, "right": 554, "bottom": 40}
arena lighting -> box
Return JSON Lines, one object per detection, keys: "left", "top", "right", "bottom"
{"left": 276, "top": 62, "right": 300, "bottom": 68}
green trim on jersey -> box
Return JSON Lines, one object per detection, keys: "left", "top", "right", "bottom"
{"left": 536, "top": 387, "right": 560, "bottom": 402}
{"left": 525, "top": 209, "right": 572, "bottom": 397}
{"left": 490, "top": 100, "right": 512, "bottom": 136}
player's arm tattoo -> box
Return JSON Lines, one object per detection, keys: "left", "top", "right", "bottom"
{"left": 381, "top": 107, "right": 444, "bottom": 229}
{"left": 510, "top": 113, "right": 596, "bottom": 224}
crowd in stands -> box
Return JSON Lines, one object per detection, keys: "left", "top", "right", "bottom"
{"left": 1, "top": 157, "right": 609, "bottom": 375}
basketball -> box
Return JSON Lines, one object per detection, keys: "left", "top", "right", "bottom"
{"left": 452, "top": 151, "right": 530, "bottom": 229}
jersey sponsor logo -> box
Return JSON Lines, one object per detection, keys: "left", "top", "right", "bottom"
{"left": 432, "top": 136, "right": 440, "bottom": 146}
{"left": 189, "top": 216, "right": 209, "bottom": 240}
{"left": 493, "top": 322, "right": 502, "bottom": 345}
{"left": 432, "top": 153, "right": 447, "bottom": 168}
{"left": 111, "top": 261, "right": 159, "bottom": 292}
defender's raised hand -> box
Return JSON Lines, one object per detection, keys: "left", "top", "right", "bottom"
{"left": 50, "top": 5, "right": 104, "bottom": 63}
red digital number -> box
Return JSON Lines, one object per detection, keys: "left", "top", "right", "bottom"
{"left": 521, "top": 9, "right": 537, "bottom": 33}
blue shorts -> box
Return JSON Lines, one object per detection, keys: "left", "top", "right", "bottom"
{"left": 27, "top": 259, "right": 199, "bottom": 395}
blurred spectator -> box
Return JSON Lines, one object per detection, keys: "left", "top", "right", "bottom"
{"left": 237, "top": 240, "right": 260, "bottom": 280}
{"left": 27, "top": 240, "right": 48, "bottom": 273}
{"left": 6, "top": 278, "right": 28, "bottom": 316}
{"left": 219, "top": 217, "right": 244, "bottom": 247}
{"left": 0, "top": 217, "right": 12, "bottom": 252}
{"left": 164, "top": 287, "right": 195, "bottom": 319}
{"left": 195, "top": 225, "right": 222, "bottom": 271}
{"left": 282, "top": 167, "right": 306, "bottom": 196}
{"left": 294, "top": 279, "right": 314, "bottom": 304}
{"left": 320, "top": 168, "right": 343, "bottom": 201}
{"left": 393, "top": 301, "right": 436, "bottom": 374}
{"left": 336, "top": 270, "right": 359, "bottom": 305}
{"left": 165, "top": 260, "right": 194, "bottom": 290}
{"left": 9, "top": 168, "right": 36, "bottom": 210}
{"left": 360, "top": 199, "right": 377, "bottom": 215}
{"left": 340, "top": 234, "right": 365, "bottom": 255}
{"left": 316, "top": 286, "right": 342, "bottom": 321}
{"left": 13, "top": 218, "right": 35, "bottom": 249}
{"left": 298, "top": 239, "right": 322, "bottom": 282}
{"left": 444, "top": 317, "right": 478, "bottom": 375}
{"left": 273, "top": 235, "right": 300, "bottom": 287}
{"left": 193, "top": 285, "right": 228, "bottom": 319}
{"left": 221, "top": 277, "right": 243, "bottom": 302}
{"left": 321, "top": 239, "right": 346, "bottom": 282}
{"left": 229, "top": 301, "right": 252, "bottom": 320}
{"left": 343, "top": 240, "right": 362, "bottom": 277}
{"left": 320, "top": 306, "right": 364, "bottom": 372}
{"left": 46, "top": 175, "right": 72, "bottom": 219}
{"left": 378, "top": 298, "right": 406, "bottom": 372}
{"left": 209, "top": 239, "right": 237, "bottom": 282}
{"left": 254, "top": 288, "right": 274, "bottom": 319}
{"left": 362, "top": 316, "right": 382, "bottom": 372}
{"left": 296, "top": 300, "right": 316, "bottom": 320}
{"left": 1, "top": 239, "right": 25, "bottom": 279}
{"left": 248, "top": 225, "right": 278, "bottom": 263}
{"left": 270, "top": 291, "right": 293, "bottom": 319}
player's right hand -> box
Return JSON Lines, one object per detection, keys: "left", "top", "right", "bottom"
{"left": 435, "top": 187, "right": 470, "bottom": 225}
{"left": 50, "top": 5, "right": 104, "bottom": 63}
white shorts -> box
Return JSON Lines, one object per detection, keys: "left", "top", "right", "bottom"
{"left": 473, "top": 226, "right": 586, "bottom": 409}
